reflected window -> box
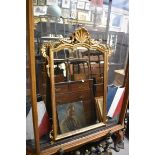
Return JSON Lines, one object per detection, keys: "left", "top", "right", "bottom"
{"left": 111, "top": 14, "right": 122, "bottom": 27}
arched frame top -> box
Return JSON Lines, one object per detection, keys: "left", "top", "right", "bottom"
{"left": 41, "top": 27, "right": 111, "bottom": 64}
{"left": 41, "top": 27, "right": 112, "bottom": 141}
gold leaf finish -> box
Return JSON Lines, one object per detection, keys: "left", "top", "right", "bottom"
{"left": 41, "top": 27, "right": 112, "bottom": 77}
{"left": 72, "top": 27, "right": 90, "bottom": 43}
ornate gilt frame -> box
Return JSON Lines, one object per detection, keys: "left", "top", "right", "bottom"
{"left": 41, "top": 27, "right": 111, "bottom": 141}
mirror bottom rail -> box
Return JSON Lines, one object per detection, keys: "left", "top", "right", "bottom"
{"left": 26, "top": 123, "right": 124, "bottom": 155}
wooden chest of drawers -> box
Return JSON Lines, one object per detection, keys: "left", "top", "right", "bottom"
{"left": 55, "top": 80, "right": 92, "bottom": 93}
{"left": 55, "top": 79, "right": 96, "bottom": 125}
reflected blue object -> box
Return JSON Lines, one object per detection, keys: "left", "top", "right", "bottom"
{"left": 107, "top": 85, "right": 118, "bottom": 112}
{"left": 47, "top": 5, "right": 62, "bottom": 17}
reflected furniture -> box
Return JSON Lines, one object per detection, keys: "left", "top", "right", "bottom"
{"left": 27, "top": 1, "right": 129, "bottom": 154}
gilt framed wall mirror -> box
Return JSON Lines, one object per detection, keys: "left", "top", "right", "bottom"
{"left": 41, "top": 27, "right": 111, "bottom": 141}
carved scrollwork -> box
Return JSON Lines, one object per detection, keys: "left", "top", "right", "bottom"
{"left": 41, "top": 43, "right": 51, "bottom": 77}
{"left": 49, "top": 130, "right": 54, "bottom": 145}
{"left": 71, "top": 27, "right": 90, "bottom": 44}
{"left": 41, "top": 44, "right": 48, "bottom": 58}
{"left": 40, "top": 27, "right": 112, "bottom": 77}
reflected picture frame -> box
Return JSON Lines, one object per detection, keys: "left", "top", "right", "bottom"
{"left": 57, "top": 101, "right": 87, "bottom": 134}
{"left": 77, "top": 11, "right": 91, "bottom": 21}
{"left": 85, "top": 2, "right": 90, "bottom": 11}
{"left": 46, "top": 0, "right": 58, "bottom": 5}
{"left": 77, "top": 1, "right": 85, "bottom": 9}
{"left": 38, "top": 0, "right": 46, "bottom": 6}
{"left": 33, "top": 0, "right": 38, "bottom": 5}
{"left": 78, "top": 11, "right": 86, "bottom": 21}
{"left": 33, "top": 6, "right": 47, "bottom": 16}
{"left": 62, "top": 0, "right": 71, "bottom": 9}
{"left": 71, "top": 3, "right": 77, "bottom": 11}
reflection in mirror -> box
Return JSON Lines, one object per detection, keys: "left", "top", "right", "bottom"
{"left": 54, "top": 49, "right": 99, "bottom": 135}
{"left": 101, "top": 0, "right": 129, "bottom": 125}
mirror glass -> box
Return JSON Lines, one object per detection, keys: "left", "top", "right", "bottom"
{"left": 53, "top": 48, "right": 105, "bottom": 136}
